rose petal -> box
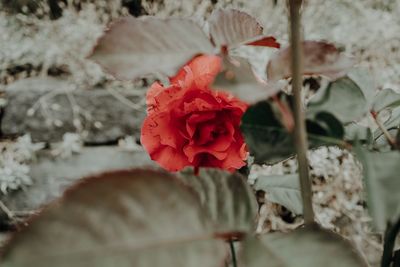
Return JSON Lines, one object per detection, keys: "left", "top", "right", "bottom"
{"left": 170, "top": 55, "right": 222, "bottom": 89}
{"left": 185, "top": 112, "right": 216, "bottom": 138}
{"left": 206, "top": 122, "right": 235, "bottom": 151}
{"left": 219, "top": 143, "right": 247, "bottom": 170}
{"left": 141, "top": 112, "right": 181, "bottom": 150}
{"left": 151, "top": 146, "right": 191, "bottom": 172}
{"left": 183, "top": 144, "right": 227, "bottom": 163}
{"left": 146, "top": 82, "right": 165, "bottom": 112}
{"left": 196, "top": 123, "right": 216, "bottom": 145}
{"left": 140, "top": 116, "right": 161, "bottom": 154}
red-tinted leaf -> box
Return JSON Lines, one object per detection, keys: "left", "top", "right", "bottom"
{"left": 266, "top": 41, "right": 354, "bottom": 82}
{"left": 89, "top": 16, "right": 214, "bottom": 80}
{"left": 1, "top": 169, "right": 227, "bottom": 267}
{"left": 245, "top": 36, "right": 281, "bottom": 48}
{"left": 209, "top": 8, "right": 263, "bottom": 49}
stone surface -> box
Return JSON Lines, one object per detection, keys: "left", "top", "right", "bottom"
{"left": 0, "top": 146, "right": 157, "bottom": 225}
{"left": 1, "top": 78, "right": 146, "bottom": 144}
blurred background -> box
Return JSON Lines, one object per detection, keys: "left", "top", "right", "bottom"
{"left": 1, "top": 1, "right": 400, "bottom": 266}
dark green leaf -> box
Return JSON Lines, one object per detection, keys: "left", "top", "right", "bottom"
{"left": 241, "top": 98, "right": 345, "bottom": 164}
{"left": 396, "top": 129, "right": 400, "bottom": 148}
{"left": 307, "top": 77, "right": 367, "bottom": 123}
{"left": 245, "top": 224, "right": 368, "bottom": 267}
{"left": 254, "top": 174, "right": 302, "bottom": 214}
{"left": 240, "top": 100, "right": 293, "bottom": 164}
{"left": 178, "top": 168, "right": 257, "bottom": 234}
{"left": 0, "top": 169, "right": 227, "bottom": 267}
{"left": 354, "top": 146, "right": 400, "bottom": 231}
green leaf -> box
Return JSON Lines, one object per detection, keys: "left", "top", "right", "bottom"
{"left": 266, "top": 41, "right": 354, "bottom": 82}
{"left": 214, "top": 56, "right": 278, "bottom": 103}
{"left": 307, "top": 77, "right": 367, "bottom": 123}
{"left": 354, "top": 146, "right": 400, "bottom": 231}
{"left": 239, "top": 237, "right": 283, "bottom": 267}
{"left": 208, "top": 8, "right": 263, "bottom": 49}
{"left": 241, "top": 224, "right": 367, "bottom": 267}
{"left": 253, "top": 174, "right": 302, "bottom": 214}
{"left": 347, "top": 67, "right": 376, "bottom": 106}
{"left": 89, "top": 17, "right": 214, "bottom": 80}
{"left": 178, "top": 168, "right": 257, "bottom": 234}
{"left": 240, "top": 100, "right": 293, "bottom": 164}
{"left": 0, "top": 169, "right": 227, "bottom": 267}
{"left": 373, "top": 107, "right": 400, "bottom": 142}
{"left": 372, "top": 88, "right": 400, "bottom": 112}
{"left": 397, "top": 129, "right": 400, "bottom": 148}
{"left": 344, "top": 123, "right": 373, "bottom": 144}
{"left": 241, "top": 98, "right": 345, "bottom": 164}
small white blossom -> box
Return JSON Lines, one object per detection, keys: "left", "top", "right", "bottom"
{"left": 118, "top": 136, "right": 143, "bottom": 152}
{"left": 51, "top": 133, "right": 83, "bottom": 158}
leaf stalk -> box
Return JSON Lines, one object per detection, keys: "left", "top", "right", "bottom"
{"left": 288, "top": 0, "right": 315, "bottom": 224}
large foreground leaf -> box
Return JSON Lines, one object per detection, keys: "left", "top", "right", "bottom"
{"left": 240, "top": 99, "right": 345, "bottom": 164}
{"left": 307, "top": 77, "right": 367, "bottom": 123}
{"left": 0, "top": 169, "right": 227, "bottom": 267}
{"left": 242, "top": 224, "right": 367, "bottom": 267}
{"left": 179, "top": 168, "right": 257, "bottom": 235}
{"left": 209, "top": 8, "right": 263, "bottom": 49}
{"left": 266, "top": 41, "right": 354, "bottom": 82}
{"left": 90, "top": 16, "right": 214, "bottom": 80}
{"left": 354, "top": 147, "right": 400, "bottom": 231}
{"left": 254, "top": 174, "right": 302, "bottom": 214}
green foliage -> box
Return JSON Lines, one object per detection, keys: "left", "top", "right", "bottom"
{"left": 354, "top": 146, "right": 400, "bottom": 231}
{"left": 241, "top": 93, "right": 345, "bottom": 164}
{"left": 307, "top": 77, "right": 367, "bottom": 123}
{"left": 253, "top": 174, "right": 302, "bottom": 214}
{"left": 241, "top": 224, "right": 367, "bottom": 267}
{"left": 372, "top": 88, "right": 400, "bottom": 112}
{"left": 179, "top": 168, "right": 257, "bottom": 234}
{"left": 0, "top": 169, "right": 229, "bottom": 267}
{"left": 214, "top": 56, "right": 276, "bottom": 103}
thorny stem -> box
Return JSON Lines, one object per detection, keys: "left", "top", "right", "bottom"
{"left": 288, "top": 0, "right": 315, "bottom": 224}
{"left": 381, "top": 218, "right": 400, "bottom": 267}
{"left": 370, "top": 111, "right": 397, "bottom": 149}
{"left": 229, "top": 239, "right": 237, "bottom": 267}
{"left": 0, "top": 200, "right": 15, "bottom": 222}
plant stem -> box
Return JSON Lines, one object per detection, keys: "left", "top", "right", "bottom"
{"left": 371, "top": 111, "right": 397, "bottom": 149}
{"left": 229, "top": 240, "right": 237, "bottom": 267}
{"left": 288, "top": 0, "right": 315, "bottom": 225}
{"left": 381, "top": 218, "right": 400, "bottom": 267}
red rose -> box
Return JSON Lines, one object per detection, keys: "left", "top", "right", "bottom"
{"left": 140, "top": 55, "right": 248, "bottom": 172}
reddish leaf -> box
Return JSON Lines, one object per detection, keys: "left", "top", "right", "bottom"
{"left": 209, "top": 8, "right": 263, "bottom": 49}
{"left": 0, "top": 169, "right": 227, "bottom": 267}
{"left": 266, "top": 41, "right": 354, "bottom": 82}
{"left": 89, "top": 16, "right": 214, "bottom": 80}
{"left": 245, "top": 36, "right": 281, "bottom": 48}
